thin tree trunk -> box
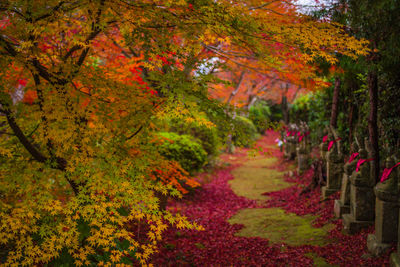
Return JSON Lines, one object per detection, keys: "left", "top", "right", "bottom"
{"left": 247, "top": 95, "right": 257, "bottom": 110}
{"left": 246, "top": 83, "right": 257, "bottom": 110}
{"left": 368, "top": 71, "right": 379, "bottom": 184}
{"left": 225, "top": 110, "right": 237, "bottom": 153}
{"left": 227, "top": 71, "right": 245, "bottom": 105}
{"left": 281, "top": 95, "right": 288, "bottom": 124}
{"left": 281, "top": 96, "right": 289, "bottom": 124}
{"left": 225, "top": 72, "right": 244, "bottom": 153}
{"left": 291, "top": 85, "right": 301, "bottom": 102}
{"left": 281, "top": 83, "right": 290, "bottom": 124}
{"left": 330, "top": 77, "right": 341, "bottom": 128}
{"left": 348, "top": 103, "right": 355, "bottom": 150}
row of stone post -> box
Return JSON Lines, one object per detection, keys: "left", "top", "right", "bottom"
{"left": 283, "top": 123, "right": 298, "bottom": 161}
{"left": 318, "top": 126, "right": 400, "bottom": 262}
{"left": 283, "top": 122, "right": 311, "bottom": 174}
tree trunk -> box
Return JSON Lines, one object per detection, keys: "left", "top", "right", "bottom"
{"left": 281, "top": 83, "right": 290, "bottom": 124}
{"left": 281, "top": 95, "right": 289, "bottom": 124}
{"left": 330, "top": 77, "right": 341, "bottom": 128}
{"left": 368, "top": 71, "right": 379, "bottom": 184}
{"left": 226, "top": 108, "right": 237, "bottom": 153}
{"left": 247, "top": 95, "right": 257, "bottom": 110}
{"left": 225, "top": 72, "right": 245, "bottom": 153}
{"left": 226, "top": 71, "right": 245, "bottom": 105}
{"left": 246, "top": 83, "right": 257, "bottom": 110}
{"left": 348, "top": 103, "right": 355, "bottom": 150}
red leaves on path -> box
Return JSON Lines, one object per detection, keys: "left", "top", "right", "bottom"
{"left": 151, "top": 131, "right": 393, "bottom": 266}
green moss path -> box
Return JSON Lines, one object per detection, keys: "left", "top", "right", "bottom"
{"left": 155, "top": 131, "right": 390, "bottom": 266}
{"left": 224, "top": 134, "right": 334, "bottom": 266}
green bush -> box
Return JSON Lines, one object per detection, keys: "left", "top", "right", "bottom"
{"left": 249, "top": 101, "right": 272, "bottom": 134}
{"left": 156, "top": 132, "right": 207, "bottom": 173}
{"left": 233, "top": 116, "right": 258, "bottom": 148}
{"left": 169, "top": 119, "right": 220, "bottom": 158}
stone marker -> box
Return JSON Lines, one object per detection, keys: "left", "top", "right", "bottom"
{"left": 284, "top": 124, "right": 298, "bottom": 161}
{"left": 334, "top": 143, "right": 359, "bottom": 218}
{"left": 342, "top": 146, "right": 375, "bottom": 234}
{"left": 284, "top": 128, "right": 290, "bottom": 159}
{"left": 319, "top": 131, "right": 329, "bottom": 162}
{"left": 284, "top": 124, "right": 295, "bottom": 160}
{"left": 297, "top": 145, "right": 308, "bottom": 174}
{"left": 321, "top": 128, "right": 343, "bottom": 199}
{"left": 390, "top": 207, "right": 400, "bottom": 266}
{"left": 296, "top": 122, "right": 310, "bottom": 174}
{"left": 368, "top": 157, "right": 399, "bottom": 256}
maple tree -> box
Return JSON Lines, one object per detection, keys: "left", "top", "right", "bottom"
{"left": 0, "top": 0, "right": 369, "bottom": 265}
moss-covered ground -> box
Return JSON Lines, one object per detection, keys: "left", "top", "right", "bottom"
{"left": 229, "top": 157, "right": 290, "bottom": 202}
{"left": 153, "top": 131, "right": 392, "bottom": 266}
{"left": 228, "top": 207, "right": 333, "bottom": 246}
{"left": 227, "top": 143, "right": 334, "bottom": 265}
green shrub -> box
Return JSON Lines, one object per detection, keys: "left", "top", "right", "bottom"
{"left": 156, "top": 132, "right": 207, "bottom": 173}
{"left": 233, "top": 116, "right": 258, "bottom": 148}
{"left": 249, "top": 101, "right": 272, "bottom": 134}
{"left": 169, "top": 119, "right": 221, "bottom": 158}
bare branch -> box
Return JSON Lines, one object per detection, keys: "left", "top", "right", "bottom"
{"left": 1, "top": 106, "right": 47, "bottom": 163}
{"left": 226, "top": 71, "right": 245, "bottom": 105}
{"left": 126, "top": 126, "right": 143, "bottom": 140}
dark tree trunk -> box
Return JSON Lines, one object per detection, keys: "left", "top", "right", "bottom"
{"left": 368, "top": 71, "right": 379, "bottom": 184}
{"left": 330, "top": 77, "right": 341, "bottom": 128}
{"left": 348, "top": 103, "right": 355, "bottom": 150}
{"left": 281, "top": 95, "right": 289, "bottom": 124}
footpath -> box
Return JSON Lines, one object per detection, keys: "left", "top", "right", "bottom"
{"left": 152, "top": 131, "right": 391, "bottom": 266}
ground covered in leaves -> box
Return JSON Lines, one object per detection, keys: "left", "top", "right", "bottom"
{"left": 151, "top": 131, "right": 394, "bottom": 266}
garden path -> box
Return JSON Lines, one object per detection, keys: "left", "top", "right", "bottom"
{"left": 152, "top": 131, "right": 391, "bottom": 266}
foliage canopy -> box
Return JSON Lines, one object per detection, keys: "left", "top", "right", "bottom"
{"left": 0, "top": 0, "right": 369, "bottom": 265}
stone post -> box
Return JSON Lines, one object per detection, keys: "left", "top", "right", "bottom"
{"left": 296, "top": 123, "right": 310, "bottom": 174}
{"left": 296, "top": 144, "right": 308, "bottom": 174}
{"left": 334, "top": 152, "right": 358, "bottom": 218}
{"left": 319, "top": 127, "right": 330, "bottom": 162}
{"left": 288, "top": 138, "right": 297, "bottom": 160}
{"left": 342, "top": 148, "right": 375, "bottom": 234}
{"left": 390, "top": 203, "right": 400, "bottom": 266}
{"left": 284, "top": 125, "right": 295, "bottom": 159}
{"left": 322, "top": 134, "right": 343, "bottom": 199}
{"left": 296, "top": 147, "right": 309, "bottom": 174}
{"left": 284, "top": 130, "right": 290, "bottom": 159}
{"left": 319, "top": 141, "right": 329, "bottom": 163}
{"left": 368, "top": 157, "right": 399, "bottom": 256}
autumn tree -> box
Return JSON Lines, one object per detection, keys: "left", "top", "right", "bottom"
{"left": 0, "top": 0, "right": 369, "bottom": 265}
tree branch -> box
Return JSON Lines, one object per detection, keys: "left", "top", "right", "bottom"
{"left": 227, "top": 71, "right": 245, "bottom": 105}
{"left": 62, "top": 0, "right": 106, "bottom": 64}
{"left": 1, "top": 106, "right": 47, "bottom": 163}
{"left": 126, "top": 126, "right": 143, "bottom": 140}
{"left": 1, "top": 102, "right": 81, "bottom": 195}
{"left": 248, "top": 1, "right": 280, "bottom": 10}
